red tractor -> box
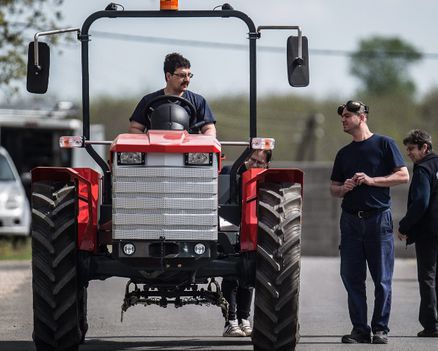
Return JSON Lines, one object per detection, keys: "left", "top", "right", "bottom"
{"left": 26, "top": 3, "right": 309, "bottom": 351}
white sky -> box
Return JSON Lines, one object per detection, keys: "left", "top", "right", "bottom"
{"left": 18, "top": 0, "right": 438, "bottom": 103}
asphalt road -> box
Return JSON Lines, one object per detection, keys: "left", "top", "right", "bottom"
{"left": 0, "top": 257, "right": 435, "bottom": 351}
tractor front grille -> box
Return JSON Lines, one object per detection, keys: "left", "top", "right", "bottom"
{"left": 112, "top": 154, "right": 218, "bottom": 241}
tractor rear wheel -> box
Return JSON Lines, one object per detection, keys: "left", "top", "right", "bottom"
{"left": 31, "top": 181, "right": 84, "bottom": 351}
{"left": 79, "top": 286, "right": 88, "bottom": 343}
{"left": 252, "top": 182, "right": 302, "bottom": 351}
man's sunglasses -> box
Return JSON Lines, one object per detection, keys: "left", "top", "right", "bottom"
{"left": 337, "top": 100, "right": 369, "bottom": 115}
{"left": 172, "top": 72, "right": 194, "bottom": 79}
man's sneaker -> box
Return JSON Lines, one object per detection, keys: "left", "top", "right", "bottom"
{"left": 373, "top": 331, "right": 388, "bottom": 344}
{"left": 341, "top": 329, "right": 371, "bottom": 344}
{"left": 223, "top": 319, "right": 245, "bottom": 337}
{"left": 239, "top": 319, "right": 252, "bottom": 337}
{"left": 417, "top": 329, "right": 438, "bottom": 337}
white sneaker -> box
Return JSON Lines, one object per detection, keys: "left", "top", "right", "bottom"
{"left": 239, "top": 319, "right": 253, "bottom": 336}
{"left": 223, "top": 319, "right": 246, "bottom": 337}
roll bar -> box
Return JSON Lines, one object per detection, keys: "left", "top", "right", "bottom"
{"left": 27, "top": 6, "right": 309, "bottom": 184}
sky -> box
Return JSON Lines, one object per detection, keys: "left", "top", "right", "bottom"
{"left": 14, "top": 0, "right": 438, "bottom": 104}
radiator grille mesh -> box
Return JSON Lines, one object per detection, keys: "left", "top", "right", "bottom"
{"left": 112, "top": 155, "right": 218, "bottom": 241}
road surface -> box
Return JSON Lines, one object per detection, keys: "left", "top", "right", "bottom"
{"left": 0, "top": 257, "right": 434, "bottom": 351}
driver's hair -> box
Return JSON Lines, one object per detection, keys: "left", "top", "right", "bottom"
{"left": 164, "top": 53, "right": 191, "bottom": 80}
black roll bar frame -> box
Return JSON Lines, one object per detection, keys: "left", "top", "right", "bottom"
{"left": 80, "top": 9, "right": 258, "bottom": 157}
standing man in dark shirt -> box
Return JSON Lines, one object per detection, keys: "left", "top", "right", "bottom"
{"left": 330, "top": 100, "right": 409, "bottom": 344}
{"left": 398, "top": 129, "right": 438, "bottom": 338}
{"left": 129, "top": 52, "right": 216, "bottom": 136}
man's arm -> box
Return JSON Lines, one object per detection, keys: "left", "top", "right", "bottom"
{"left": 354, "top": 166, "right": 409, "bottom": 187}
{"left": 129, "top": 121, "right": 146, "bottom": 134}
{"left": 201, "top": 123, "right": 216, "bottom": 137}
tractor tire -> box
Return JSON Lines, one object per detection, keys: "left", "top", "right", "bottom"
{"left": 78, "top": 286, "right": 88, "bottom": 344}
{"left": 31, "top": 181, "right": 84, "bottom": 351}
{"left": 252, "top": 182, "right": 302, "bottom": 351}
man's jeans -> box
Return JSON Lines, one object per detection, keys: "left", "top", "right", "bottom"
{"left": 340, "top": 209, "right": 394, "bottom": 334}
{"left": 222, "top": 278, "right": 253, "bottom": 321}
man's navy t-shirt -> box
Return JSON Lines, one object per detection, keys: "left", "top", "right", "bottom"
{"left": 330, "top": 134, "right": 405, "bottom": 212}
{"left": 129, "top": 89, "right": 216, "bottom": 133}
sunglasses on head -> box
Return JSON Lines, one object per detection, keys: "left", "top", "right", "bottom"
{"left": 337, "top": 100, "right": 369, "bottom": 115}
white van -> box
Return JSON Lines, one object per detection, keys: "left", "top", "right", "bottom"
{"left": 0, "top": 146, "right": 30, "bottom": 237}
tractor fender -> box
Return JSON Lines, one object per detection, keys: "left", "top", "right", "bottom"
{"left": 240, "top": 168, "right": 303, "bottom": 252}
{"left": 32, "top": 167, "right": 100, "bottom": 252}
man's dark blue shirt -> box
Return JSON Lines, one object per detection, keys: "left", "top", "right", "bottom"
{"left": 331, "top": 134, "right": 406, "bottom": 211}
{"left": 129, "top": 89, "right": 215, "bottom": 133}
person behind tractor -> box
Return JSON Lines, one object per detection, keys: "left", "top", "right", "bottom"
{"left": 330, "top": 100, "right": 409, "bottom": 344}
{"left": 129, "top": 52, "right": 216, "bottom": 136}
{"left": 222, "top": 149, "right": 271, "bottom": 337}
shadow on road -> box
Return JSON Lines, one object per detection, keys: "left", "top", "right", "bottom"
{"left": 0, "top": 335, "right": 425, "bottom": 351}
{"left": 0, "top": 337, "right": 253, "bottom": 351}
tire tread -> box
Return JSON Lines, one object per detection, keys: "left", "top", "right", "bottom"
{"left": 253, "top": 182, "right": 302, "bottom": 351}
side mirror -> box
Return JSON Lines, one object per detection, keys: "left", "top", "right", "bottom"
{"left": 26, "top": 41, "right": 50, "bottom": 94}
{"left": 287, "top": 35, "right": 309, "bottom": 87}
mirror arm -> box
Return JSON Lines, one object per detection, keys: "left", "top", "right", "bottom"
{"left": 33, "top": 28, "right": 81, "bottom": 69}
{"left": 257, "top": 25, "right": 303, "bottom": 64}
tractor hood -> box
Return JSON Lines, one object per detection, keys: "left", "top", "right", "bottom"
{"left": 110, "top": 131, "right": 221, "bottom": 154}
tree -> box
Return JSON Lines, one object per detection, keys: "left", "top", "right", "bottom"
{"left": 350, "top": 36, "right": 422, "bottom": 97}
{"left": 0, "top": 0, "right": 64, "bottom": 96}
{"left": 419, "top": 88, "right": 438, "bottom": 132}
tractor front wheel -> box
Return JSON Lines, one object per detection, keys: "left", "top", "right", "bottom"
{"left": 252, "top": 182, "right": 302, "bottom": 351}
{"left": 31, "top": 181, "right": 84, "bottom": 351}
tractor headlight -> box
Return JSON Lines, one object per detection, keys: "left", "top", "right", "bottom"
{"left": 118, "top": 152, "right": 145, "bottom": 165}
{"left": 122, "top": 243, "right": 136, "bottom": 256}
{"left": 185, "top": 153, "right": 212, "bottom": 166}
{"left": 194, "top": 243, "right": 206, "bottom": 255}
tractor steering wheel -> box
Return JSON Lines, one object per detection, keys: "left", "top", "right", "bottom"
{"left": 144, "top": 95, "right": 197, "bottom": 131}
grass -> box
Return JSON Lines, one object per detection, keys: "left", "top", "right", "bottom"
{"left": 0, "top": 237, "right": 31, "bottom": 260}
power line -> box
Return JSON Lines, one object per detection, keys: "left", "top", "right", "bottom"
{"left": 90, "top": 30, "right": 438, "bottom": 60}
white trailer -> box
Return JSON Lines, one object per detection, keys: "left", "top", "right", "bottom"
{"left": 0, "top": 104, "right": 105, "bottom": 174}
{"left": 0, "top": 103, "right": 105, "bottom": 200}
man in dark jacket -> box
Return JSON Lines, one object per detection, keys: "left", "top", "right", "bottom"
{"left": 398, "top": 129, "right": 438, "bottom": 337}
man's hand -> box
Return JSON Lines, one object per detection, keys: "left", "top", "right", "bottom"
{"left": 330, "top": 179, "right": 356, "bottom": 198}
{"left": 343, "top": 178, "right": 357, "bottom": 192}
{"left": 354, "top": 172, "right": 375, "bottom": 186}
{"left": 397, "top": 230, "right": 408, "bottom": 241}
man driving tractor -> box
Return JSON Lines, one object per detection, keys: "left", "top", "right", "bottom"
{"left": 128, "top": 52, "right": 217, "bottom": 136}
